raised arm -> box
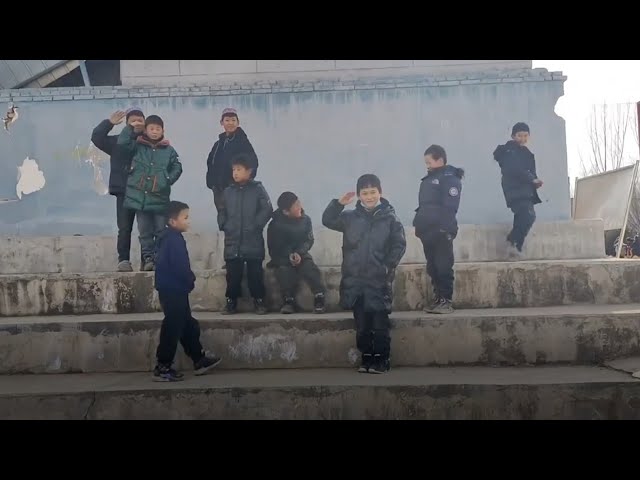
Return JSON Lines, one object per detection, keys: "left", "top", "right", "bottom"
{"left": 91, "top": 119, "right": 115, "bottom": 155}
{"left": 117, "top": 124, "right": 137, "bottom": 154}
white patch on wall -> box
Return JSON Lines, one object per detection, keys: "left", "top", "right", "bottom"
{"left": 228, "top": 334, "right": 298, "bottom": 363}
{"left": 16, "top": 157, "right": 46, "bottom": 199}
{"left": 75, "top": 141, "right": 109, "bottom": 196}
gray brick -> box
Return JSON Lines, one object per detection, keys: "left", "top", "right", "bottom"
{"left": 332, "top": 85, "right": 354, "bottom": 91}
{"left": 271, "top": 87, "right": 293, "bottom": 93}
{"left": 438, "top": 80, "right": 461, "bottom": 86}
{"left": 293, "top": 86, "right": 314, "bottom": 92}
{"left": 114, "top": 93, "right": 130, "bottom": 98}
{"left": 527, "top": 77, "right": 546, "bottom": 82}
{"left": 169, "top": 91, "right": 186, "bottom": 97}
{"left": 240, "top": 84, "right": 255, "bottom": 90}
{"left": 250, "top": 88, "right": 272, "bottom": 94}
{"left": 15, "top": 96, "right": 33, "bottom": 101}
{"left": 501, "top": 78, "right": 523, "bottom": 83}
{"left": 395, "top": 82, "right": 418, "bottom": 88}
{"left": 480, "top": 78, "right": 499, "bottom": 84}
{"left": 0, "top": 96, "right": 12, "bottom": 103}
{"left": 32, "top": 96, "right": 53, "bottom": 102}
{"left": 188, "top": 87, "right": 210, "bottom": 92}
{"left": 73, "top": 94, "right": 95, "bottom": 100}
{"left": 130, "top": 92, "right": 150, "bottom": 98}
{"left": 94, "top": 94, "right": 116, "bottom": 99}
{"left": 354, "top": 84, "right": 376, "bottom": 90}
{"left": 373, "top": 84, "right": 396, "bottom": 89}
{"left": 229, "top": 90, "right": 244, "bottom": 95}
{"left": 188, "top": 91, "right": 212, "bottom": 96}
{"left": 461, "top": 79, "right": 482, "bottom": 85}
{"left": 52, "top": 95, "right": 74, "bottom": 101}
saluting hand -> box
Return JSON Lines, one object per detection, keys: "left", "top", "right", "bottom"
{"left": 109, "top": 110, "right": 126, "bottom": 125}
{"left": 338, "top": 192, "right": 356, "bottom": 206}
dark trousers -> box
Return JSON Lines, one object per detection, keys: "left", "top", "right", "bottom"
{"left": 353, "top": 297, "right": 391, "bottom": 359}
{"left": 137, "top": 211, "right": 166, "bottom": 262}
{"left": 115, "top": 194, "right": 136, "bottom": 262}
{"left": 156, "top": 290, "right": 205, "bottom": 367}
{"left": 212, "top": 187, "right": 225, "bottom": 231}
{"left": 421, "top": 232, "right": 455, "bottom": 301}
{"left": 274, "top": 259, "right": 325, "bottom": 299}
{"left": 225, "top": 258, "right": 266, "bottom": 300}
{"left": 508, "top": 200, "right": 536, "bottom": 250}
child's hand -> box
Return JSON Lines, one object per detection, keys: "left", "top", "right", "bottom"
{"left": 533, "top": 179, "right": 543, "bottom": 189}
{"left": 290, "top": 253, "right": 302, "bottom": 266}
{"left": 338, "top": 192, "right": 356, "bottom": 206}
{"left": 109, "top": 110, "right": 126, "bottom": 125}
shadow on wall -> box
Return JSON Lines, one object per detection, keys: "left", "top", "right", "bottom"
{"left": 0, "top": 82, "right": 569, "bottom": 235}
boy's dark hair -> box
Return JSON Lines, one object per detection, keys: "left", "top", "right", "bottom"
{"left": 231, "top": 153, "right": 256, "bottom": 171}
{"left": 356, "top": 174, "right": 382, "bottom": 195}
{"left": 512, "top": 122, "right": 530, "bottom": 136}
{"left": 167, "top": 200, "right": 189, "bottom": 220}
{"left": 277, "top": 191, "right": 298, "bottom": 211}
{"left": 424, "top": 144, "right": 447, "bottom": 164}
{"left": 221, "top": 107, "right": 239, "bottom": 121}
{"left": 145, "top": 115, "right": 164, "bottom": 128}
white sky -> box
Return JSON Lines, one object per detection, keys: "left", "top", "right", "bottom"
{"left": 532, "top": 60, "right": 640, "bottom": 180}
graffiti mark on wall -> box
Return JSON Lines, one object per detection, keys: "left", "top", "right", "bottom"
{"left": 73, "top": 142, "right": 109, "bottom": 196}
{"left": 16, "top": 157, "right": 46, "bottom": 199}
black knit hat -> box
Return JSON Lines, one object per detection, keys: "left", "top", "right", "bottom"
{"left": 145, "top": 115, "right": 164, "bottom": 128}
{"left": 356, "top": 174, "right": 382, "bottom": 195}
{"left": 512, "top": 122, "right": 530, "bottom": 136}
{"left": 125, "top": 107, "right": 144, "bottom": 121}
{"left": 277, "top": 191, "right": 299, "bottom": 211}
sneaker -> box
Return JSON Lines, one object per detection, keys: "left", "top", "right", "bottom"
{"left": 424, "top": 297, "right": 441, "bottom": 313}
{"left": 280, "top": 298, "right": 296, "bottom": 314}
{"left": 368, "top": 354, "right": 390, "bottom": 374}
{"left": 222, "top": 298, "right": 237, "bottom": 315}
{"left": 254, "top": 298, "right": 268, "bottom": 315}
{"left": 358, "top": 353, "right": 373, "bottom": 373}
{"left": 194, "top": 354, "right": 222, "bottom": 376}
{"left": 142, "top": 260, "right": 155, "bottom": 272}
{"left": 313, "top": 293, "right": 326, "bottom": 314}
{"left": 152, "top": 365, "right": 184, "bottom": 382}
{"left": 432, "top": 298, "right": 454, "bottom": 315}
{"left": 117, "top": 260, "right": 133, "bottom": 272}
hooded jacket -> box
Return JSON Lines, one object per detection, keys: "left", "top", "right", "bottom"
{"left": 413, "top": 164, "right": 464, "bottom": 238}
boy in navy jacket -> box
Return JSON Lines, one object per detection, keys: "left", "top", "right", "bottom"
{"left": 153, "top": 200, "right": 221, "bottom": 382}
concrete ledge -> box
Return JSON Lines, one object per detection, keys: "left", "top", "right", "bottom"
{"left": 0, "top": 367, "right": 638, "bottom": 419}
{"left": 0, "top": 259, "right": 640, "bottom": 316}
{"left": 0, "top": 220, "right": 605, "bottom": 275}
{"left": 1, "top": 260, "right": 639, "bottom": 317}
{"left": 1, "top": 305, "right": 640, "bottom": 374}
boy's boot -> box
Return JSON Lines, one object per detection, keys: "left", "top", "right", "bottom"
{"left": 222, "top": 297, "right": 237, "bottom": 315}
{"left": 432, "top": 298, "right": 454, "bottom": 315}
{"left": 368, "top": 354, "right": 390, "bottom": 374}
{"left": 254, "top": 298, "right": 268, "bottom": 315}
{"left": 280, "top": 297, "right": 296, "bottom": 314}
{"left": 313, "top": 293, "right": 326, "bottom": 314}
{"left": 358, "top": 353, "right": 373, "bottom": 373}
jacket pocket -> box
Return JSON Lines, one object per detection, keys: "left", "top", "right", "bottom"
{"left": 152, "top": 173, "right": 170, "bottom": 194}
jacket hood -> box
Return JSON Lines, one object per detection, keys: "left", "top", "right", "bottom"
{"left": 229, "top": 178, "right": 262, "bottom": 189}
{"left": 422, "top": 164, "right": 465, "bottom": 180}
{"left": 218, "top": 126, "right": 248, "bottom": 142}
{"left": 493, "top": 140, "right": 521, "bottom": 162}
{"left": 355, "top": 197, "right": 396, "bottom": 217}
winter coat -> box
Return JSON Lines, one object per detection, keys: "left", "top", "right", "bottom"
{"left": 413, "top": 164, "right": 464, "bottom": 239}
{"left": 218, "top": 180, "right": 273, "bottom": 261}
{"left": 155, "top": 227, "right": 196, "bottom": 294}
{"left": 322, "top": 198, "right": 406, "bottom": 313}
{"left": 91, "top": 119, "right": 140, "bottom": 196}
{"left": 118, "top": 125, "right": 183, "bottom": 213}
{"left": 267, "top": 209, "right": 315, "bottom": 268}
{"left": 493, "top": 140, "right": 542, "bottom": 208}
{"left": 205, "top": 127, "right": 258, "bottom": 191}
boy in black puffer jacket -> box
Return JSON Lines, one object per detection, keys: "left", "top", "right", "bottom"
{"left": 493, "top": 122, "right": 543, "bottom": 255}
{"left": 322, "top": 174, "right": 406, "bottom": 374}
{"left": 267, "top": 191, "right": 326, "bottom": 314}
{"left": 218, "top": 154, "right": 273, "bottom": 315}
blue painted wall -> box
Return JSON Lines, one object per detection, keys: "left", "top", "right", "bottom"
{"left": 0, "top": 80, "right": 568, "bottom": 235}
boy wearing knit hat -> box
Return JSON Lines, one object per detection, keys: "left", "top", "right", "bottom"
{"left": 493, "top": 122, "right": 543, "bottom": 255}
{"left": 205, "top": 108, "right": 259, "bottom": 225}
{"left": 91, "top": 107, "right": 145, "bottom": 272}
{"left": 118, "top": 114, "right": 183, "bottom": 271}
{"left": 267, "top": 191, "right": 326, "bottom": 314}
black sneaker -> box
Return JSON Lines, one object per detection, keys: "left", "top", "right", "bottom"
{"left": 254, "top": 298, "right": 267, "bottom": 315}
{"left": 280, "top": 298, "right": 296, "bottom": 314}
{"left": 368, "top": 354, "right": 390, "bottom": 374}
{"left": 432, "top": 298, "right": 454, "bottom": 314}
{"left": 313, "top": 293, "right": 326, "bottom": 314}
{"left": 222, "top": 297, "right": 237, "bottom": 315}
{"left": 358, "top": 354, "right": 373, "bottom": 373}
{"left": 152, "top": 364, "right": 184, "bottom": 382}
{"left": 424, "top": 297, "right": 441, "bottom": 313}
{"left": 194, "top": 355, "right": 222, "bottom": 376}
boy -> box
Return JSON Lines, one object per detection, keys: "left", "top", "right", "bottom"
{"left": 267, "top": 191, "right": 326, "bottom": 314}
{"left": 493, "top": 122, "right": 543, "bottom": 254}
{"left": 218, "top": 153, "right": 272, "bottom": 315}
{"left": 153, "top": 200, "right": 221, "bottom": 382}
{"left": 322, "top": 174, "right": 406, "bottom": 374}
{"left": 91, "top": 107, "right": 145, "bottom": 272}
{"left": 206, "top": 108, "right": 259, "bottom": 222}
{"left": 118, "top": 115, "right": 183, "bottom": 271}
{"left": 413, "top": 145, "right": 464, "bottom": 315}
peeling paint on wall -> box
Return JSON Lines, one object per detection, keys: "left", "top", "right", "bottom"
{"left": 16, "top": 157, "right": 45, "bottom": 199}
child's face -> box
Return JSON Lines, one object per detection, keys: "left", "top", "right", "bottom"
{"left": 358, "top": 186, "right": 381, "bottom": 209}
{"left": 221, "top": 115, "right": 239, "bottom": 135}
{"left": 127, "top": 115, "right": 145, "bottom": 134}
{"left": 425, "top": 154, "right": 445, "bottom": 171}
{"left": 512, "top": 131, "right": 529, "bottom": 146}
{"left": 284, "top": 200, "right": 303, "bottom": 219}
{"left": 146, "top": 124, "right": 164, "bottom": 141}
{"left": 232, "top": 164, "right": 252, "bottom": 183}
{"left": 169, "top": 208, "right": 190, "bottom": 232}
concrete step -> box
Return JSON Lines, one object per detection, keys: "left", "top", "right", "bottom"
{"left": 2, "top": 305, "right": 639, "bottom": 374}
{"left": 0, "top": 219, "right": 605, "bottom": 275}
{"left": 1, "top": 366, "right": 638, "bottom": 419}
{"left": 0, "top": 259, "right": 638, "bottom": 317}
